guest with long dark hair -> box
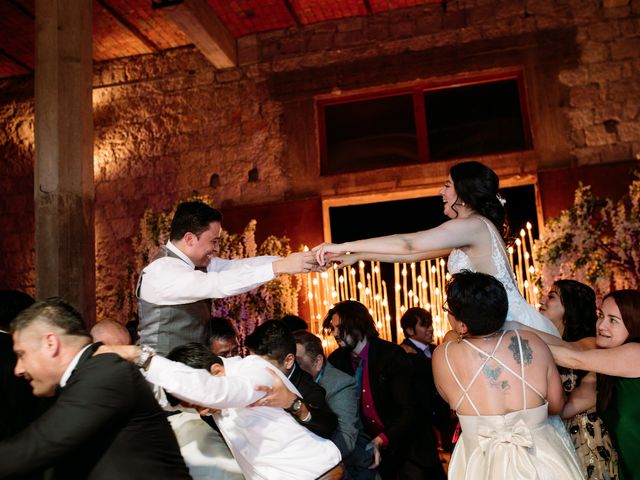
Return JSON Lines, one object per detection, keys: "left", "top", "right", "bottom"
{"left": 539, "top": 280, "right": 618, "bottom": 479}
{"left": 549, "top": 289, "right": 640, "bottom": 479}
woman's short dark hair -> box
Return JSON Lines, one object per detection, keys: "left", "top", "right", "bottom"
{"left": 445, "top": 271, "right": 508, "bottom": 336}
{"left": 450, "top": 161, "right": 507, "bottom": 239}
{"left": 553, "top": 280, "right": 598, "bottom": 342}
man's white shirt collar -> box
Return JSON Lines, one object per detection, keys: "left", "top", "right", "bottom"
{"left": 408, "top": 338, "right": 430, "bottom": 355}
{"left": 60, "top": 344, "right": 93, "bottom": 388}
{"left": 166, "top": 241, "right": 195, "bottom": 269}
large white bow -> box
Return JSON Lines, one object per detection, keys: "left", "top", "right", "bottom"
{"left": 467, "top": 419, "right": 538, "bottom": 480}
{"left": 478, "top": 419, "right": 534, "bottom": 451}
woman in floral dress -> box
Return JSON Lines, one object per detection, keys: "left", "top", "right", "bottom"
{"left": 539, "top": 280, "right": 618, "bottom": 479}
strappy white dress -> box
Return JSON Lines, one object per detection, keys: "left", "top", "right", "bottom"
{"left": 445, "top": 330, "right": 583, "bottom": 479}
{"left": 447, "top": 216, "right": 560, "bottom": 337}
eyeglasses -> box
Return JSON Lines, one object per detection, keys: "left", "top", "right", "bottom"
{"left": 442, "top": 301, "right": 452, "bottom": 315}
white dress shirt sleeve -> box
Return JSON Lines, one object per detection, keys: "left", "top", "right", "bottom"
{"left": 139, "top": 256, "right": 278, "bottom": 305}
{"left": 146, "top": 356, "right": 265, "bottom": 408}
{"left": 207, "top": 256, "right": 280, "bottom": 272}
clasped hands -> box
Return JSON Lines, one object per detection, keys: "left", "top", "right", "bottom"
{"left": 274, "top": 244, "right": 356, "bottom": 275}
{"left": 311, "top": 243, "right": 357, "bottom": 269}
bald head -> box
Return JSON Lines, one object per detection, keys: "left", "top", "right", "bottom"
{"left": 90, "top": 321, "right": 131, "bottom": 346}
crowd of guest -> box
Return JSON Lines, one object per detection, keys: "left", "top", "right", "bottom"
{"left": 1, "top": 190, "right": 640, "bottom": 479}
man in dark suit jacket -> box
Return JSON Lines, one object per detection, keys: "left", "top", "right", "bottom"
{"left": 400, "top": 307, "right": 456, "bottom": 453}
{"left": 0, "top": 298, "right": 190, "bottom": 480}
{"left": 324, "top": 301, "right": 445, "bottom": 480}
{"left": 244, "top": 320, "right": 338, "bottom": 439}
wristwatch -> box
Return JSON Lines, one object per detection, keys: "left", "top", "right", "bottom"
{"left": 135, "top": 345, "right": 156, "bottom": 371}
{"left": 287, "top": 397, "right": 303, "bottom": 413}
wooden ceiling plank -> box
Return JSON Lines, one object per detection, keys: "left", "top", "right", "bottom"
{"left": 282, "top": 0, "right": 302, "bottom": 27}
{"left": 7, "top": 0, "right": 34, "bottom": 20}
{"left": 97, "top": 0, "right": 160, "bottom": 53}
{"left": 163, "top": 0, "right": 237, "bottom": 69}
{"left": 0, "top": 48, "right": 33, "bottom": 73}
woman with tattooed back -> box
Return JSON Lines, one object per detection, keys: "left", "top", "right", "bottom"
{"left": 432, "top": 272, "right": 583, "bottom": 479}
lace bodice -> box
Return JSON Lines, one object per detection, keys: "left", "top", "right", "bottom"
{"left": 447, "top": 217, "right": 560, "bottom": 337}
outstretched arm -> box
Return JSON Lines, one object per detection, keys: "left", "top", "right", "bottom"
{"left": 327, "top": 250, "right": 452, "bottom": 268}
{"left": 549, "top": 343, "right": 640, "bottom": 378}
{"left": 313, "top": 218, "right": 482, "bottom": 265}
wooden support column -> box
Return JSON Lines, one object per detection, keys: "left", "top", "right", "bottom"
{"left": 34, "top": 0, "right": 95, "bottom": 324}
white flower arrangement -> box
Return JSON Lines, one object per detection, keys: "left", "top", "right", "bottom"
{"left": 535, "top": 175, "right": 640, "bottom": 298}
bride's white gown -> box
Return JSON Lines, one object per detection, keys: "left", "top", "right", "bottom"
{"left": 447, "top": 216, "right": 582, "bottom": 475}
{"left": 444, "top": 330, "right": 583, "bottom": 479}
{"left": 447, "top": 216, "right": 560, "bottom": 337}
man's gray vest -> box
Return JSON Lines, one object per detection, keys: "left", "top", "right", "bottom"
{"left": 137, "top": 247, "right": 211, "bottom": 356}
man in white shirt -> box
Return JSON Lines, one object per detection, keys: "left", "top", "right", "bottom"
{"left": 137, "top": 201, "right": 319, "bottom": 355}
{"left": 104, "top": 342, "right": 344, "bottom": 480}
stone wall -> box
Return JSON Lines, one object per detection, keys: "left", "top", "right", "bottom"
{"left": 0, "top": 0, "right": 638, "bottom": 321}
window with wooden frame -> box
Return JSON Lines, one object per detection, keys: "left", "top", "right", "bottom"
{"left": 318, "top": 71, "right": 532, "bottom": 176}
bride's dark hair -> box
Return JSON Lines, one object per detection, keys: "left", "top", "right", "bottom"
{"left": 449, "top": 161, "right": 508, "bottom": 239}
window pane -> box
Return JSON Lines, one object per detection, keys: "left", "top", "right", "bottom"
{"left": 424, "top": 79, "right": 528, "bottom": 161}
{"left": 323, "top": 94, "right": 418, "bottom": 175}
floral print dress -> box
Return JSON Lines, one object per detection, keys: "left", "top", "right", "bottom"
{"left": 561, "top": 369, "right": 619, "bottom": 479}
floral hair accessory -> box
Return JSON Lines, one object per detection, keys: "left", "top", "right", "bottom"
{"left": 496, "top": 193, "right": 506, "bottom": 206}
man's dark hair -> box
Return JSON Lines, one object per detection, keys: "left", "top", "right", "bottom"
{"left": 293, "top": 330, "right": 325, "bottom": 361}
{"left": 170, "top": 201, "right": 223, "bottom": 241}
{"left": 280, "top": 314, "right": 308, "bottom": 333}
{"left": 322, "top": 300, "right": 378, "bottom": 343}
{"left": 445, "top": 271, "right": 507, "bottom": 336}
{"left": 166, "top": 343, "right": 224, "bottom": 406}
{"left": 11, "top": 297, "right": 91, "bottom": 338}
{"left": 400, "top": 307, "right": 432, "bottom": 336}
{"left": 167, "top": 342, "right": 224, "bottom": 370}
{"left": 244, "top": 320, "right": 295, "bottom": 364}
{"left": 0, "top": 290, "right": 35, "bottom": 331}
{"left": 209, "top": 317, "right": 237, "bottom": 343}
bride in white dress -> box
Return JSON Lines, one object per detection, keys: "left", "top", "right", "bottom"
{"left": 313, "top": 160, "right": 559, "bottom": 335}
{"left": 432, "top": 271, "right": 582, "bottom": 478}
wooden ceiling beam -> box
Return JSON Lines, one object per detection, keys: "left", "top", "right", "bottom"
{"left": 98, "top": 0, "right": 160, "bottom": 53}
{"left": 282, "top": 0, "right": 302, "bottom": 27}
{"left": 161, "top": 0, "right": 237, "bottom": 69}
{"left": 0, "top": 49, "right": 33, "bottom": 73}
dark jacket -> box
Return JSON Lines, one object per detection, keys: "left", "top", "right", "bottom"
{"left": 0, "top": 343, "right": 190, "bottom": 480}
{"left": 329, "top": 337, "right": 444, "bottom": 479}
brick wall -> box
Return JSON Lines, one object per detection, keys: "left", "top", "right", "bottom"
{"left": 0, "top": 0, "right": 638, "bottom": 321}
